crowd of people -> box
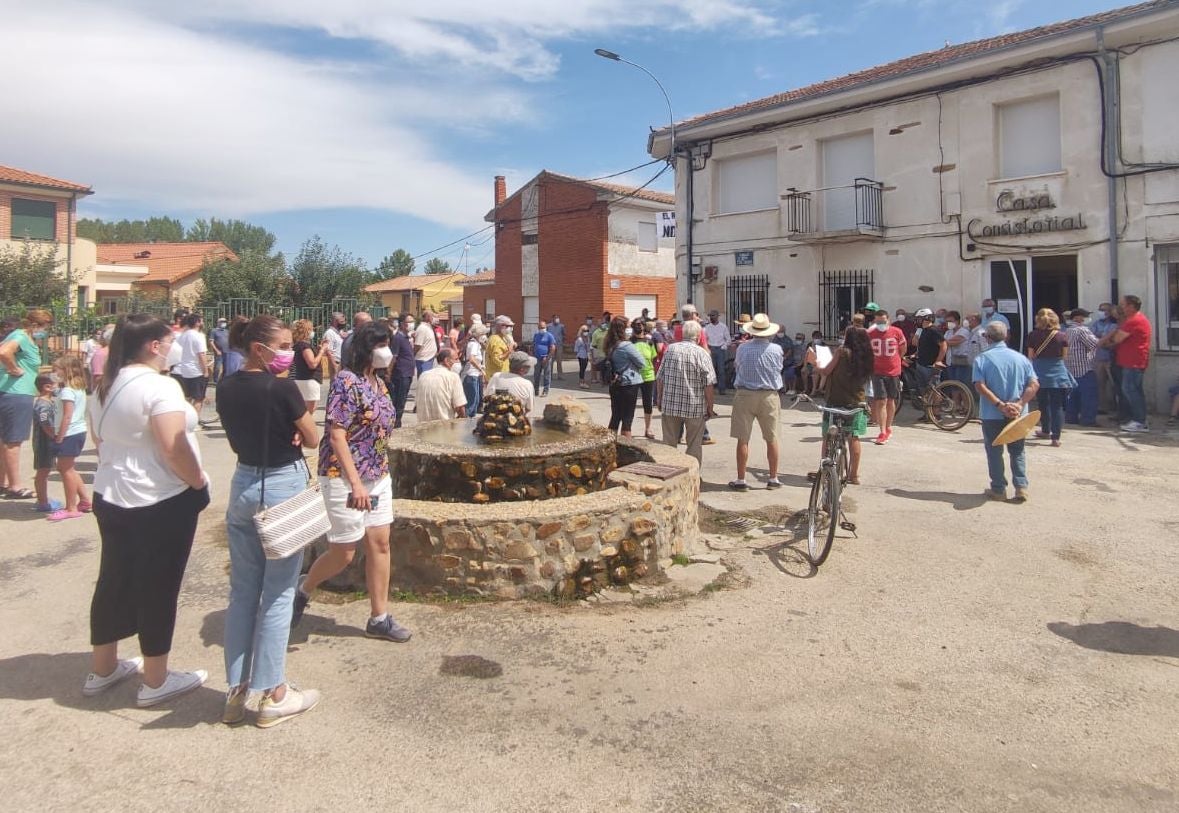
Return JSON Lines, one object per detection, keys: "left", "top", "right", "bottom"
{"left": 0, "top": 289, "right": 1160, "bottom": 725}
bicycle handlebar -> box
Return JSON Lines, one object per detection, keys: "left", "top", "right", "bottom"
{"left": 787, "top": 393, "right": 867, "bottom": 418}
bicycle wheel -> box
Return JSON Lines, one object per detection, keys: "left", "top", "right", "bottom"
{"left": 806, "top": 464, "right": 837, "bottom": 566}
{"left": 926, "top": 379, "right": 974, "bottom": 431}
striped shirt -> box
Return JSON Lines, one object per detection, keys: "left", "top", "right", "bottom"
{"left": 656, "top": 341, "right": 716, "bottom": 418}
{"left": 1063, "top": 323, "right": 1098, "bottom": 378}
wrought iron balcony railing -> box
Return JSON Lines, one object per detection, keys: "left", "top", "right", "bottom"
{"left": 784, "top": 178, "right": 884, "bottom": 238}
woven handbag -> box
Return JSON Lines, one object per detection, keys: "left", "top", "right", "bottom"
{"left": 253, "top": 378, "right": 330, "bottom": 560}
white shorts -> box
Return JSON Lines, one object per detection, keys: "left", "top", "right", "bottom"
{"left": 295, "top": 379, "right": 322, "bottom": 402}
{"left": 320, "top": 475, "right": 393, "bottom": 544}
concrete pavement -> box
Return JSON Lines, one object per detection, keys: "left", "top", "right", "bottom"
{"left": 1, "top": 376, "right": 1177, "bottom": 811}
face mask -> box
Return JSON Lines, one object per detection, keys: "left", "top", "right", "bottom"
{"left": 982, "top": 307, "right": 994, "bottom": 317}
{"left": 371, "top": 346, "right": 394, "bottom": 369}
{"left": 795, "top": 337, "right": 805, "bottom": 343}
{"left": 405, "top": 322, "right": 415, "bottom": 332}
{"left": 32, "top": 330, "right": 48, "bottom": 340}
{"left": 624, "top": 328, "right": 633, "bottom": 339}
{"left": 874, "top": 322, "right": 888, "bottom": 332}
{"left": 218, "top": 322, "right": 227, "bottom": 329}
{"left": 265, "top": 347, "right": 295, "bottom": 375}
{"left": 946, "top": 321, "right": 957, "bottom": 331}
{"left": 935, "top": 317, "right": 945, "bottom": 326}
{"left": 895, "top": 314, "right": 906, "bottom": 322}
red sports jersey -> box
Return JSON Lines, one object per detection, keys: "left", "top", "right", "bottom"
{"left": 870, "top": 325, "right": 906, "bottom": 376}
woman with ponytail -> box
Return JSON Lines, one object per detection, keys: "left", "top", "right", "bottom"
{"left": 215, "top": 315, "right": 322, "bottom": 727}
{"left": 84, "top": 313, "right": 210, "bottom": 707}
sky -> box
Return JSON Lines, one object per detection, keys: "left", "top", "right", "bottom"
{"left": 2, "top": 0, "right": 1131, "bottom": 271}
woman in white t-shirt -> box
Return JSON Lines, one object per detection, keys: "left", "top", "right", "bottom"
{"left": 461, "top": 324, "right": 487, "bottom": 416}
{"left": 84, "top": 314, "right": 211, "bottom": 708}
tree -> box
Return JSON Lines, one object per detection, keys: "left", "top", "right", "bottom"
{"left": 0, "top": 242, "right": 69, "bottom": 305}
{"left": 423, "top": 257, "right": 452, "bottom": 275}
{"left": 77, "top": 216, "right": 184, "bottom": 244}
{"left": 287, "top": 236, "right": 370, "bottom": 306}
{"left": 198, "top": 249, "right": 289, "bottom": 306}
{"left": 374, "top": 249, "right": 414, "bottom": 280}
{"left": 185, "top": 218, "right": 277, "bottom": 256}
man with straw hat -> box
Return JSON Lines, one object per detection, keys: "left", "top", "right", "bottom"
{"left": 972, "top": 320, "right": 1040, "bottom": 503}
{"left": 728, "top": 313, "right": 785, "bottom": 491}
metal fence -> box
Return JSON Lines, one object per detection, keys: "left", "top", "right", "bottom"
{"left": 819, "top": 269, "right": 875, "bottom": 340}
{"left": 725, "top": 274, "right": 769, "bottom": 330}
{"left": 785, "top": 178, "right": 885, "bottom": 235}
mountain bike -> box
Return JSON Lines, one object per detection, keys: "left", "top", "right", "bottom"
{"left": 899, "top": 362, "right": 973, "bottom": 431}
{"left": 791, "top": 394, "right": 862, "bottom": 567}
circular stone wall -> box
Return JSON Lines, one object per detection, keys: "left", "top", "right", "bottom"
{"left": 388, "top": 419, "right": 617, "bottom": 503}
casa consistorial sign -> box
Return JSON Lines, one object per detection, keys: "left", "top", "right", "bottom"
{"left": 967, "top": 189, "right": 1086, "bottom": 239}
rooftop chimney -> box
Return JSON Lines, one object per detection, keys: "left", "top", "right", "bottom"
{"left": 494, "top": 175, "right": 506, "bottom": 206}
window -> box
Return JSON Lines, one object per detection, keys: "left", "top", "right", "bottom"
{"left": 10, "top": 198, "right": 57, "bottom": 240}
{"left": 637, "top": 221, "right": 657, "bottom": 252}
{"left": 1155, "top": 244, "right": 1179, "bottom": 350}
{"left": 726, "top": 274, "right": 769, "bottom": 330}
{"left": 820, "top": 269, "right": 874, "bottom": 340}
{"left": 484, "top": 298, "right": 496, "bottom": 321}
{"left": 521, "top": 232, "right": 538, "bottom": 245}
{"left": 716, "top": 151, "right": 777, "bottom": 215}
{"left": 999, "top": 95, "right": 1062, "bottom": 178}
{"left": 821, "top": 132, "right": 875, "bottom": 230}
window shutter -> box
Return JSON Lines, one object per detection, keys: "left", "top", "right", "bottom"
{"left": 717, "top": 152, "right": 777, "bottom": 214}
{"left": 1000, "top": 96, "right": 1062, "bottom": 178}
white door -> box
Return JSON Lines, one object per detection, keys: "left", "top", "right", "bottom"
{"left": 624, "top": 294, "right": 657, "bottom": 321}
{"left": 523, "top": 296, "right": 539, "bottom": 342}
{"left": 822, "top": 132, "right": 874, "bottom": 231}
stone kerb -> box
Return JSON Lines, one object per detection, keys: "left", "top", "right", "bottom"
{"left": 388, "top": 439, "right": 700, "bottom": 599}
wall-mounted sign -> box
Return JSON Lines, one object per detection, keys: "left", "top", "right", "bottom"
{"left": 996, "top": 190, "right": 1054, "bottom": 213}
{"left": 610, "top": 279, "right": 622, "bottom": 289}
{"left": 966, "top": 213, "right": 1086, "bottom": 239}
{"left": 997, "top": 299, "right": 1019, "bottom": 313}
{"left": 658, "top": 211, "right": 676, "bottom": 238}
{"left": 735, "top": 250, "right": 754, "bottom": 266}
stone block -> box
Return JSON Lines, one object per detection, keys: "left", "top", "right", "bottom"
{"left": 601, "top": 526, "right": 624, "bottom": 544}
{"left": 544, "top": 539, "right": 562, "bottom": 555}
{"left": 443, "top": 528, "right": 477, "bottom": 551}
{"left": 540, "top": 561, "right": 557, "bottom": 578}
{"left": 567, "top": 514, "right": 591, "bottom": 532}
{"left": 600, "top": 545, "right": 618, "bottom": 557}
{"left": 572, "top": 533, "right": 596, "bottom": 552}
{"left": 639, "top": 483, "right": 662, "bottom": 495}
{"left": 542, "top": 398, "right": 593, "bottom": 427}
{"left": 439, "top": 554, "right": 463, "bottom": 569}
{"left": 502, "top": 540, "right": 538, "bottom": 561}
{"left": 537, "top": 521, "right": 563, "bottom": 539}
{"left": 631, "top": 517, "right": 657, "bottom": 536}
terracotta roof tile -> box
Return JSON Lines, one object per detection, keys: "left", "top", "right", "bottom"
{"left": 540, "top": 171, "right": 675, "bottom": 205}
{"left": 97, "top": 241, "right": 237, "bottom": 285}
{"left": 677, "top": 1, "right": 1168, "bottom": 131}
{"left": 456, "top": 270, "right": 496, "bottom": 285}
{"left": 0, "top": 164, "right": 93, "bottom": 194}
{"left": 365, "top": 272, "right": 466, "bottom": 293}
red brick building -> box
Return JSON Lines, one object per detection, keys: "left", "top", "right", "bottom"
{"left": 479, "top": 171, "right": 677, "bottom": 340}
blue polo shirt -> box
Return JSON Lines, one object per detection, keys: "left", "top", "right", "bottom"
{"left": 972, "top": 341, "right": 1037, "bottom": 421}
{"left": 532, "top": 329, "right": 555, "bottom": 360}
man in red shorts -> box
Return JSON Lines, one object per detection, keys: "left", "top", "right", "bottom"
{"left": 869, "top": 308, "right": 906, "bottom": 445}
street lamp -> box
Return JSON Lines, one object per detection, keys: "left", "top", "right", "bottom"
{"left": 593, "top": 48, "right": 676, "bottom": 163}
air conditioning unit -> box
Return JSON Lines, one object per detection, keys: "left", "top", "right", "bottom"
{"left": 703, "top": 266, "right": 719, "bottom": 283}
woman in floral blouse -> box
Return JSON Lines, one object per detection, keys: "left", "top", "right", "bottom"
{"left": 294, "top": 322, "right": 411, "bottom": 643}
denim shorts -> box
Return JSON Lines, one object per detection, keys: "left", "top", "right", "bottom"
{"left": 52, "top": 431, "right": 86, "bottom": 458}
{"left": 0, "top": 393, "right": 34, "bottom": 444}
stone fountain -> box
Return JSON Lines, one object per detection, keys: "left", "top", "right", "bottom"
{"left": 317, "top": 394, "right": 701, "bottom": 600}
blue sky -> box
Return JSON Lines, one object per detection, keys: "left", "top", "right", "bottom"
{"left": 3, "top": 0, "right": 1127, "bottom": 270}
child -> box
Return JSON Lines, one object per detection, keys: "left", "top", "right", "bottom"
{"left": 48, "top": 355, "right": 92, "bottom": 521}
{"left": 31, "top": 375, "right": 62, "bottom": 513}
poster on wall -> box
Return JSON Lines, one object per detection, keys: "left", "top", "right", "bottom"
{"left": 658, "top": 211, "right": 676, "bottom": 238}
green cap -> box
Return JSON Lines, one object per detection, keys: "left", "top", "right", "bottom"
{"left": 864, "top": 301, "right": 880, "bottom": 312}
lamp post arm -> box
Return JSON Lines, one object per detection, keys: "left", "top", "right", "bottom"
{"left": 618, "top": 57, "right": 676, "bottom": 162}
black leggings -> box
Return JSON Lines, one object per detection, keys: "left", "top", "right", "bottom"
{"left": 578, "top": 358, "right": 589, "bottom": 380}
{"left": 639, "top": 380, "right": 655, "bottom": 415}
{"left": 90, "top": 486, "right": 209, "bottom": 656}
{"left": 608, "top": 384, "right": 640, "bottom": 433}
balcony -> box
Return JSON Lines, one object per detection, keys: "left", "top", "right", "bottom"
{"left": 784, "top": 178, "right": 884, "bottom": 242}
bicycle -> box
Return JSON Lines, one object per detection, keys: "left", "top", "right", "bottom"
{"left": 898, "top": 362, "right": 973, "bottom": 431}
{"left": 790, "top": 394, "right": 862, "bottom": 567}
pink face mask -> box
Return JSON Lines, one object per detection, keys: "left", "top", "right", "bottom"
{"left": 266, "top": 347, "right": 295, "bottom": 375}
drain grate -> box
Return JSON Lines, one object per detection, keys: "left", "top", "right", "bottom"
{"left": 723, "top": 516, "right": 762, "bottom": 531}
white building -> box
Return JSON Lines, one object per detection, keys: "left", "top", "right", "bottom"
{"left": 649, "top": 0, "right": 1179, "bottom": 409}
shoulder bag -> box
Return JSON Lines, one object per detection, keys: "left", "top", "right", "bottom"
{"left": 253, "top": 377, "right": 330, "bottom": 560}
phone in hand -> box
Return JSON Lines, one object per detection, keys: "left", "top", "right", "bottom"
{"left": 347, "top": 493, "right": 378, "bottom": 511}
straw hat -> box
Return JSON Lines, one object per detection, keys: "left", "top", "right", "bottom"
{"left": 741, "top": 313, "right": 779, "bottom": 337}
{"left": 991, "top": 410, "right": 1042, "bottom": 446}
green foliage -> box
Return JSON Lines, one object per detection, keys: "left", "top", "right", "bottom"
{"left": 423, "top": 257, "right": 452, "bottom": 275}
{"left": 76, "top": 216, "right": 184, "bottom": 244}
{"left": 198, "top": 249, "right": 289, "bottom": 306}
{"left": 185, "top": 218, "right": 277, "bottom": 256}
{"left": 287, "top": 236, "right": 370, "bottom": 307}
{"left": 374, "top": 249, "right": 415, "bottom": 280}
{"left": 0, "top": 242, "right": 69, "bottom": 304}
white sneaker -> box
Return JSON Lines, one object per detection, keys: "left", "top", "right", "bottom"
{"left": 1121, "top": 421, "right": 1149, "bottom": 433}
{"left": 82, "top": 657, "right": 143, "bottom": 697}
{"left": 256, "top": 684, "right": 321, "bottom": 728}
{"left": 137, "top": 669, "right": 208, "bottom": 707}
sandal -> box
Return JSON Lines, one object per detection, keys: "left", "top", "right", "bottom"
{"left": 4, "top": 488, "right": 34, "bottom": 500}
{"left": 644, "top": 432, "right": 656, "bottom": 440}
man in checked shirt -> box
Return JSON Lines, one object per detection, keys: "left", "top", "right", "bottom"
{"left": 655, "top": 319, "right": 716, "bottom": 467}
{"left": 1063, "top": 308, "right": 1099, "bottom": 427}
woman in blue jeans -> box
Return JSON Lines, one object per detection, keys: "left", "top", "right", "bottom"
{"left": 1026, "top": 309, "right": 1073, "bottom": 447}
{"left": 215, "top": 315, "right": 322, "bottom": 728}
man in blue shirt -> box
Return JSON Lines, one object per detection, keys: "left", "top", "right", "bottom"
{"left": 1090, "top": 302, "right": 1118, "bottom": 415}
{"left": 548, "top": 316, "right": 566, "bottom": 381}
{"left": 531, "top": 320, "right": 556, "bottom": 396}
{"left": 210, "top": 318, "right": 230, "bottom": 383}
{"left": 728, "top": 314, "right": 785, "bottom": 491}
{"left": 981, "top": 299, "right": 1010, "bottom": 331}
{"left": 972, "top": 320, "right": 1039, "bottom": 503}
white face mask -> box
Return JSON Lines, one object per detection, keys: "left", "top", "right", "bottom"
{"left": 982, "top": 306, "right": 994, "bottom": 317}
{"left": 894, "top": 314, "right": 906, "bottom": 322}
{"left": 873, "top": 322, "right": 888, "bottom": 332}
{"left": 946, "top": 321, "right": 957, "bottom": 331}
{"left": 405, "top": 322, "right": 415, "bottom": 332}
{"left": 371, "top": 346, "right": 394, "bottom": 369}
{"left": 163, "top": 340, "right": 183, "bottom": 370}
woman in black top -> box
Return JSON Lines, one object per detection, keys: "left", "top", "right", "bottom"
{"left": 215, "top": 315, "right": 322, "bottom": 728}
{"left": 292, "top": 318, "right": 329, "bottom": 414}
